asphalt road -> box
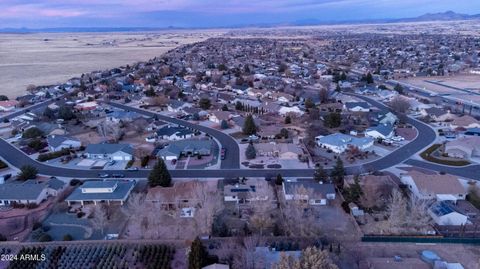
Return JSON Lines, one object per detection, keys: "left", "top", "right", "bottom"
{"left": 0, "top": 95, "right": 445, "bottom": 179}
{"left": 107, "top": 102, "right": 240, "bottom": 169}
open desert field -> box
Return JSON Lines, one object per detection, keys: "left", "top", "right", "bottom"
{"left": 0, "top": 30, "right": 225, "bottom": 98}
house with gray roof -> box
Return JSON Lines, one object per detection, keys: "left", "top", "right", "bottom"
{"left": 0, "top": 178, "right": 66, "bottom": 206}
{"left": 85, "top": 143, "right": 134, "bottom": 161}
{"left": 66, "top": 180, "right": 135, "bottom": 205}
{"left": 47, "top": 134, "right": 82, "bottom": 152}
{"left": 365, "top": 123, "right": 394, "bottom": 139}
{"left": 283, "top": 179, "right": 336, "bottom": 206}
{"left": 344, "top": 101, "right": 370, "bottom": 112}
{"left": 156, "top": 125, "right": 195, "bottom": 141}
{"left": 156, "top": 139, "right": 213, "bottom": 161}
{"left": 315, "top": 133, "right": 374, "bottom": 153}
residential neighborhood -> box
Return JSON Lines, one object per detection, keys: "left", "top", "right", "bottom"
{"left": 1, "top": 10, "right": 480, "bottom": 269}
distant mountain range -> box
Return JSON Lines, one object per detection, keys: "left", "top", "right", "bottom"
{"left": 1, "top": 11, "right": 479, "bottom": 33}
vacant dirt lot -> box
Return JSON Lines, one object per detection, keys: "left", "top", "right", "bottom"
{"left": 0, "top": 30, "right": 225, "bottom": 98}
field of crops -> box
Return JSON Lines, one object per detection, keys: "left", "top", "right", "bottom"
{"left": 3, "top": 243, "right": 175, "bottom": 269}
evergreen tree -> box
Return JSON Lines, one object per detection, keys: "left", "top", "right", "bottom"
{"left": 188, "top": 237, "right": 207, "bottom": 269}
{"left": 304, "top": 98, "right": 315, "bottom": 109}
{"left": 148, "top": 159, "right": 172, "bottom": 187}
{"left": 18, "top": 165, "right": 38, "bottom": 181}
{"left": 344, "top": 174, "right": 364, "bottom": 203}
{"left": 314, "top": 165, "right": 328, "bottom": 182}
{"left": 245, "top": 142, "right": 256, "bottom": 159}
{"left": 365, "top": 72, "right": 374, "bottom": 84}
{"left": 335, "top": 83, "right": 341, "bottom": 92}
{"left": 324, "top": 112, "right": 342, "bottom": 128}
{"left": 242, "top": 114, "right": 257, "bottom": 135}
{"left": 43, "top": 107, "right": 55, "bottom": 119}
{"left": 198, "top": 98, "right": 211, "bottom": 110}
{"left": 220, "top": 120, "right": 229, "bottom": 129}
{"left": 284, "top": 115, "right": 292, "bottom": 124}
{"left": 58, "top": 106, "right": 76, "bottom": 120}
{"left": 221, "top": 104, "right": 229, "bottom": 111}
{"left": 275, "top": 174, "right": 283, "bottom": 185}
{"left": 331, "top": 158, "right": 345, "bottom": 189}
{"left": 394, "top": 83, "right": 404, "bottom": 94}
{"left": 235, "top": 101, "right": 243, "bottom": 111}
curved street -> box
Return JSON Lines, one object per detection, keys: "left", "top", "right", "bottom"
{"left": 0, "top": 95, "right": 453, "bottom": 179}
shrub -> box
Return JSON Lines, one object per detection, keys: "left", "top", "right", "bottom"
{"left": 70, "top": 179, "right": 81, "bottom": 186}
{"left": 37, "top": 148, "right": 70, "bottom": 162}
{"left": 141, "top": 156, "right": 150, "bottom": 167}
{"left": 38, "top": 233, "right": 52, "bottom": 242}
{"left": 26, "top": 203, "right": 38, "bottom": 209}
{"left": 77, "top": 212, "right": 86, "bottom": 218}
{"left": 63, "top": 234, "right": 73, "bottom": 241}
{"left": 420, "top": 144, "right": 470, "bottom": 166}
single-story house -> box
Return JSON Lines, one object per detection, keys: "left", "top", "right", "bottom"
{"left": 224, "top": 179, "right": 269, "bottom": 203}
{"left": 449, "top": 115, "right": 480, "bottom": 130}
{"left": 283, "top": 180, "right": 336, "bottom": 206}
{"left": 209, "top": 111, "right": 232, "bottom": 124}
{"left": 167, "top": 100, "right": 192, "bottom": 113}
{"left": 47, "top": 134, "right": 82, "bottom": 152}
{"left": 344, "top": 102, "right": 370, "bottom": 112}
{"left": 74, "top": 101, "right": 98, "bottom": 111}
{"left": 316, "top": 133, "right": 374, "bottom": 153}
{"left": 378, "top": 112, "right": 398, "bottom": 125}
{"left": 429, "top": 201, "right": 469, "bottom": 226}
{"left": 255, "top": 143, "right": 302, "bottom": 160}
{"left": 445, "top": 136, "right": 480, "bottom": 159}
{"left": 85, "top": 143, "right": 134, "bottom": 161}
{"left": 279, "top": 105, "right": 304, "bottom": 116}
{"left": 66, "top": 180, "right": 135, "bottom": 205}
{"left": 0, "top": 100, "right": 19, "bottom": 112}
{"left": 365, "top": 123, "right": 394, "bottom": 140}
{"left": 0, "top": 178, "right": 65, "bottom": 206}
{"left": 156, "top": 125, "right": 195, "bottom": 141}
{"left": 400, "top": 171, "right": 466, "bottom": 202}
{"left": 156, "top": 139, "right": 212, "bottom": 161}
{"left": 420, "top": 107, "right": 455, "bottom": 122}
{"left": 106, "top": 111, "right": 140, "bottom": 123}
{"left": 465, "top": 127, "right": 480, "bottom": 136}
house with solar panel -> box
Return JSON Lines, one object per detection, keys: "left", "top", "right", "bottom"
{"left": 223, "top": 178, "right": 270, "bottom": 204}
{"left": 429, "top": 201, "right": 470, "bottom": 226}
{"left": 65, "top": 180, "right": 135, "bottom": 206}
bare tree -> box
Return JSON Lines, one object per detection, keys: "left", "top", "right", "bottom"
{"left": 90, "top": 205, "right": 109, "bottom": 234}
{"left": 389, "top": 96, "right": 411, "bottom": 114}
{"left": 282, "top": 186, "right": 320, "bottom": 237}
{"left": 233, "top": 236, "right": 265, "bottom": 269}
{"left": 386, "top": 189, "right": 431, "bottom": 235}
{"left": 249, "top": 183, "right": 274, "bottom": 236}
{"left": 193, "top": 181, "right": 224, "bottom": 235}
{"left": 273, "top": 246, "right": 339, "bottom": 269}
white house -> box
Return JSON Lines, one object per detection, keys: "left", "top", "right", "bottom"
{"left": 85, "top": 143, "right": 134, "bottom": 161}
{"left": 365, "top": 124, "right": 394, "bottom": 140}
{"left": 209, "top": 111, "right": 232, "bottom": 124}
{"left": 400, "top": 171, "right": 466, "bottom": 202}
{"left": 0, "top": 100, "right": 19, "bottom": 112}
{"left": 378, "top": 112, "right": 398, "bottom": 125}
{"left": 47, "top": 135, "right": 82, "bottom": 152}
{"left": 66, "top": 180, "right": 135, "bottom": 205}
{"left": 283, "top": 180, "right": 336, "bottom": 206}
{"left": 316, "top": 133, "right": 374, "bottom": 154}
{"left": 344, "top": 102, "right": 370, "bottom": 112}
{"left": 279, "top": 106, "right": 304, "bottom": 116}
{"left": 429, "top": 201, "right": 469, "bottom": 226}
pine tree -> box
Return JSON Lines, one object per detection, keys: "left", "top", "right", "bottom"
{"left": 148, "top": 159, "right": 172, "bottom": 187}
{"left": 275, "top": 174, "right": 283, "bottom": 185}
{"left": 284, "top": 115, "right": 292, "bottom": 124}
{"left": 304, "top": 98, "right": 315, "bottom": 109}
{"left": 245, "top": 142, "right": 257, "bottom": 159}
{"left": 394, "top": 83, "right": 404, "bottom": 94}
{"left": 314, "top": 165, "right": 328, "bottom": 182}
{"left": 331, "top": 158, "right": 345, "bottom": 189}
{"left": 242, "top": 114, "right": 257, "bottom": 135}
{"left": 188, "top": 237, "right": 207, "bottom": 269}
{"left": 220, "top": 119, "right": 229, "bottom": 129}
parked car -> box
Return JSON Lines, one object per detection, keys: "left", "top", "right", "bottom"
{"left": 127, "top": 167, "right": 139, "bottom": 171}
{"left": 98, "top": 173, "right": 110, "bottom": 178}
{"left": 112, "top": 174, "right": 125, "bottom": 178}
{"left": 220, "top": 148, "right": 226, "bottom": 160}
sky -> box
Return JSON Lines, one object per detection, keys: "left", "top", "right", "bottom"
{"left": 1, "top": 0, "right": 480, "bottom": 28}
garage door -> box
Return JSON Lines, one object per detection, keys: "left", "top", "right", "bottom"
{"left": 112, "top": 156, "right": 124, "bottom": 161}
